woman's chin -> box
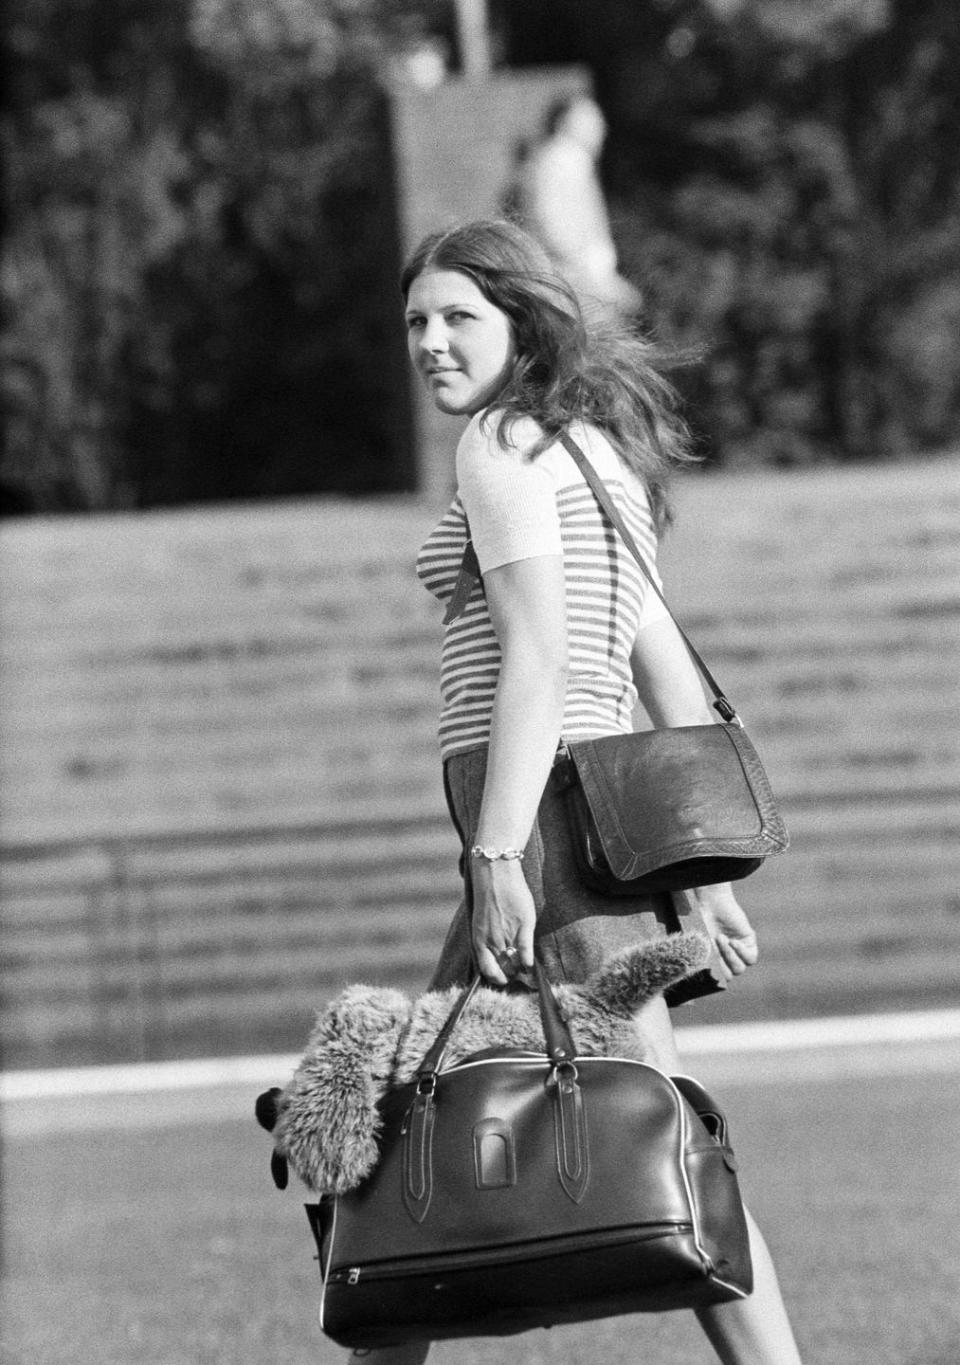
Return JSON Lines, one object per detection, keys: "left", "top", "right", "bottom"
{"left": 431, "top": 393, "right": 472, "bottom": 417}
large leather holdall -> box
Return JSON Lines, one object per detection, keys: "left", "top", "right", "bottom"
{"left": 304, "top": 966, "right": 753, "bottom": 1348}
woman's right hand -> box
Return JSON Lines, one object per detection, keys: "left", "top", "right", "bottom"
{"left": 687, "top": 883, "right": 759, "bottom": 978}
{"left": 470, "top": 860, "right": 537, "bottom": 985}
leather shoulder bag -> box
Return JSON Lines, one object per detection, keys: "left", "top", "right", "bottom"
{"left": 554, "top": 431, "right": 789, "bottom": 893}
{"left": 295, "top": 964, "right": 753, "bottom": 1349}
{"left": 444, "top": 431, "right": 789, "bottom": 894}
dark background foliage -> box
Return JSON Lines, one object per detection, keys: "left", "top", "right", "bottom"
{"left": 3, "top": 0, "right": 959, "bottom": 510}
{"left": 504, "top": 0, "right": 960, "bottom": 466}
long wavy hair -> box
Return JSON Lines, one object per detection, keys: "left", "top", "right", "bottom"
{"left": 400, "top": 219, "right": 699, "bottom": 530}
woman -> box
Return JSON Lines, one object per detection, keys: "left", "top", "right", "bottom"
{"left": 364, "top": 220, "right": 803, "bottom": 1365}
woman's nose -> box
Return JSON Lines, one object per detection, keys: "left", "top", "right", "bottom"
{"left": 420, "top": 317, "right": 448, "bottom": 353}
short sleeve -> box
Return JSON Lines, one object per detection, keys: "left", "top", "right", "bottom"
{"left": 635, "top": 570, "right": 670, "bottom": 631}
{"left": 456, "top": 414, "right": 562, "bottom": 573}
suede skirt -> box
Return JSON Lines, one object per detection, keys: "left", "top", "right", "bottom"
{"left": 428, "top": 743, "right": 727, "bottom": 1006}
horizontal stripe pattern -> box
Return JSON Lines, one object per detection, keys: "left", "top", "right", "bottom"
{"left": 416, "top": 481, "right": 663, "bottom": 758}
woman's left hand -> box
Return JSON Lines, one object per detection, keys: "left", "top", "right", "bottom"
{"left": 470, "top": 860, "right": 537, "bottom": 986}
{"left": 688, "top": 884, "right": 759, "bottom": 977}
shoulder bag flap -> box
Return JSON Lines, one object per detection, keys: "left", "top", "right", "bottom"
{"left": 567, "top": 724, "right": 790, "bottom": 883}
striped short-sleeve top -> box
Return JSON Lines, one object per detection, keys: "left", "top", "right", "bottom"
{"left": 416, "top": 411, "right": 670, "bottom": 760}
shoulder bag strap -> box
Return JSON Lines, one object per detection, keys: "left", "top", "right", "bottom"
{"left": 442, "top": 536, "right": 481, "bottom": 625}
{"left": 557, "top": 430, "right": 739, "bottom": 724}
{"left": 440, "top": 430, "right": 738, "bottom": 721}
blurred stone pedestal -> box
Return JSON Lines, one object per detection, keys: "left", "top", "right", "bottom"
{"left": 388, "top": 66, "right": 591, "bottom": 503}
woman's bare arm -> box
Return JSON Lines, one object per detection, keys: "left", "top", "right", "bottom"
{"left": 631, "top": 616, "right": 760, "bottom": 975}
{"left": 630, "top": 616, "right": 716, "bottom": 727}
{"left": 470, "top": 553, "right": 568, "bottom": 984}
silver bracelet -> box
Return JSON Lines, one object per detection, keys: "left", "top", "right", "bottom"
{"left": 470, "top": 844, "right": 525, "bottom": 862}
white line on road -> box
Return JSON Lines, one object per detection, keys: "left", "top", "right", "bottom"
{"left": 0, "top": 1051, "right": 303, "bottom": 1101}
{"left": 4, "top": 1006, "right": 960, "bottom": 1102}
{"left": 676, "top": 1005, "right": 960, "bottom": 1054}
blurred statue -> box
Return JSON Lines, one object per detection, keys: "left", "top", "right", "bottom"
{"left": 390, "top": 16, "right": 450, "bottom": 90}
{"left": 505, "top": 94, "right": 642, "bottom": 323}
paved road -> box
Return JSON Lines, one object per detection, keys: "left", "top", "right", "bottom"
{"left": 4, "top": 1026, "right": 960, "bottom": 1365}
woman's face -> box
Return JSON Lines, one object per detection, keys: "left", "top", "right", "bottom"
{"left": 405, "top": 269, "right": 516, "bottom": 417}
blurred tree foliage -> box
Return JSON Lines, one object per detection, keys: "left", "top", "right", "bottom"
{"left": 2, "top": 0, "right": 421, "bottom": 510}
{"left": 2, "top": 1, "right": 959, "bottom": 509}
{"left": 503, "top": 0, "right": 960, "bottom": 465}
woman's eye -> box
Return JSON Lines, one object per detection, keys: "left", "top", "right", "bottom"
{"left": 406, "top": 316, "right": 425, "bottom": 330}
{"left": 448, "top": 311, "right": 474, "bottom": 323}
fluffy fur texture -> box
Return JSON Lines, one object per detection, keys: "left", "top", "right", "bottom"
{"left": 272, "top": 931, "right": 710, "bottom": 1194}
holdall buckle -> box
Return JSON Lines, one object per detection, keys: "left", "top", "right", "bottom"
{"left": 546, "top": 1059, "right": 579, "bottom": 1086}
{"left": 713, "top": 696, "right": 742, "bottom": 726}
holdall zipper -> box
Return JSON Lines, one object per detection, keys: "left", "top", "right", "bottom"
{"left": 326, "top": 1222, "right": 695, "bottom": 1285}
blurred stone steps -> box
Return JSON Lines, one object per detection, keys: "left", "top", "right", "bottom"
{"left": 8, "top": 869, "right": 955, "bottom": 991}
{"left": 1, "top": 456, "right": 958, "bottom": 1066}
{"left": 9, "top": 916, "right": 959, "bottom": 1069}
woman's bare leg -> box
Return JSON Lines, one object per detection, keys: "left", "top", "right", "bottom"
{"left": 634, "top": 995, "right": 803, "bottom": 1364}
{"left": 347, "top": 1345, "right": 430, "bottom": 1365}
{"left": 695, "top": 1210, "right": 803, "bottom": 1364}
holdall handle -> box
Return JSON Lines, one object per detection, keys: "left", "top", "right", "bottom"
{"left": 532, "top": 960, "right": 579, "bottom": 1064}
{"left": 417, "top": 861, "right": 578, "bottom": 1080}
{"left": 403, "top": 976, "right": 488, "bottom": 1224}
{"left": 556, "top": 432, "right": 739, "bottom": 725}
{"left": 414, "top": 962, "right": 578, "bottom": 1083}
{"left": 415, "top": 975, "right": 485, "bottom": 1081}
